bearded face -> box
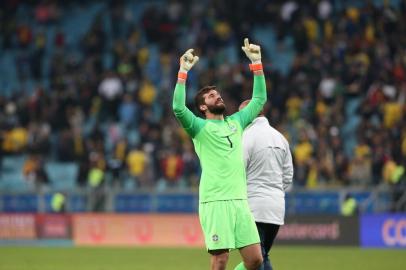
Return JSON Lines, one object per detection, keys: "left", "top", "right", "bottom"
{"left": 201, "top": 89, "right": 226, "bottom": 115}
{"left": 206, "top": 98, "right": 226, "bottom": 114}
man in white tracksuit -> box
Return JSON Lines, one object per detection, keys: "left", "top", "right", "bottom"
{"left": 239, "top": 100, "right": 294, "bottom": 270}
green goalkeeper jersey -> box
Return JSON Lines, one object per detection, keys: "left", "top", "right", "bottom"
{"left": 172, "top": 75, "right": 266, "bottom": 203}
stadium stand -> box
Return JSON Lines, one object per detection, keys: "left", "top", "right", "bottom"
{"left": 0, "top": 0, "right": 405, "bottom": 213}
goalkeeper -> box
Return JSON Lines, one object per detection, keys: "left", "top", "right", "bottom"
{"left": 172, "top": 38, "right": 267, "bottom": 270}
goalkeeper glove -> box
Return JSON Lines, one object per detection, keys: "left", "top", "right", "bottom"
{"left": 179, "top": 49, "right": 199, "bottom": 73}
{"left": 241, "top": 38, "right": 261, "bottom": 64}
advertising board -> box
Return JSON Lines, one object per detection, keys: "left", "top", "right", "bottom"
{"left": 276, "top": 216, "right": 359, "bottom": 246}
{"left": 36, "top": 214, "right": 71, "bottom": 239}
{"left": 361, "top": 214, "right": 406, "bottom": 248}
{"left": 73, "top": 214, "right": 204, "bottom": 247}
{"left": 0, "top": 214, "right": 36, "bottom": 239}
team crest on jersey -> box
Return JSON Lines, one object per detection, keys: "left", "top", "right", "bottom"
{"left": 212, "top": 234, "right": 219, "bottom": 242}
{"left": 229, "top": 124, "right": 237, "bottom": 133}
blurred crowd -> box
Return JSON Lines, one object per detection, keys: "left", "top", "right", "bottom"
{"left": 0, "top": 0, "right": 405, "bottom": 192}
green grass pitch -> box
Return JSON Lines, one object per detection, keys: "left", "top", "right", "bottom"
{"left": 0, "top": 246, "right": 404, "bottom": 270}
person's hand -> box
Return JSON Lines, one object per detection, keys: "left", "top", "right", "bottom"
{"left": 241, "top": 38, "right": 261, "bottom": 64}
{"left": 179, "top": 49, "right": 199, "bottom": 73}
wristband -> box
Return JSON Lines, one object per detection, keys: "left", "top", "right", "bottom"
{"left": 178, "top": 72, "right": 187, "bottom": 80}
{"left": 249, "top": 63, "right": 263, "bottom": 71}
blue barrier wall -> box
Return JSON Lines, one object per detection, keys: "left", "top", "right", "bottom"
{"left": 0, "top": 191, "right": 391, "bottom": 214}
{"left": 2, "top": 194, "right": 39, "bottom": 212}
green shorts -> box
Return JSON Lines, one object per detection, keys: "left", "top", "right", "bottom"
{"left": 199, "top": 199, "right": 260, "bottom": 251}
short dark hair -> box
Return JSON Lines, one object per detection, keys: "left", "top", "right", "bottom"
{"left": 194, "top": 85, "right": 217, "bottom": 115}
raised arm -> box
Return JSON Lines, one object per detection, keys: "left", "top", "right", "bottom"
{"left": 234, "top": 38, "right": 267, "bottom": 129}
{"left": 172, "top": 49, "right": 204, "bottom": 138}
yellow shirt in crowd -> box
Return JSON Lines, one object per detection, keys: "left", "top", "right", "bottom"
{"left": 127, "top": 150, "right": 146, "bottom": 177}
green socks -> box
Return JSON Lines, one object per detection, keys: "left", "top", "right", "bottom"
{"left": 234, "top": 262, "right": 247, "bottom": 270}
